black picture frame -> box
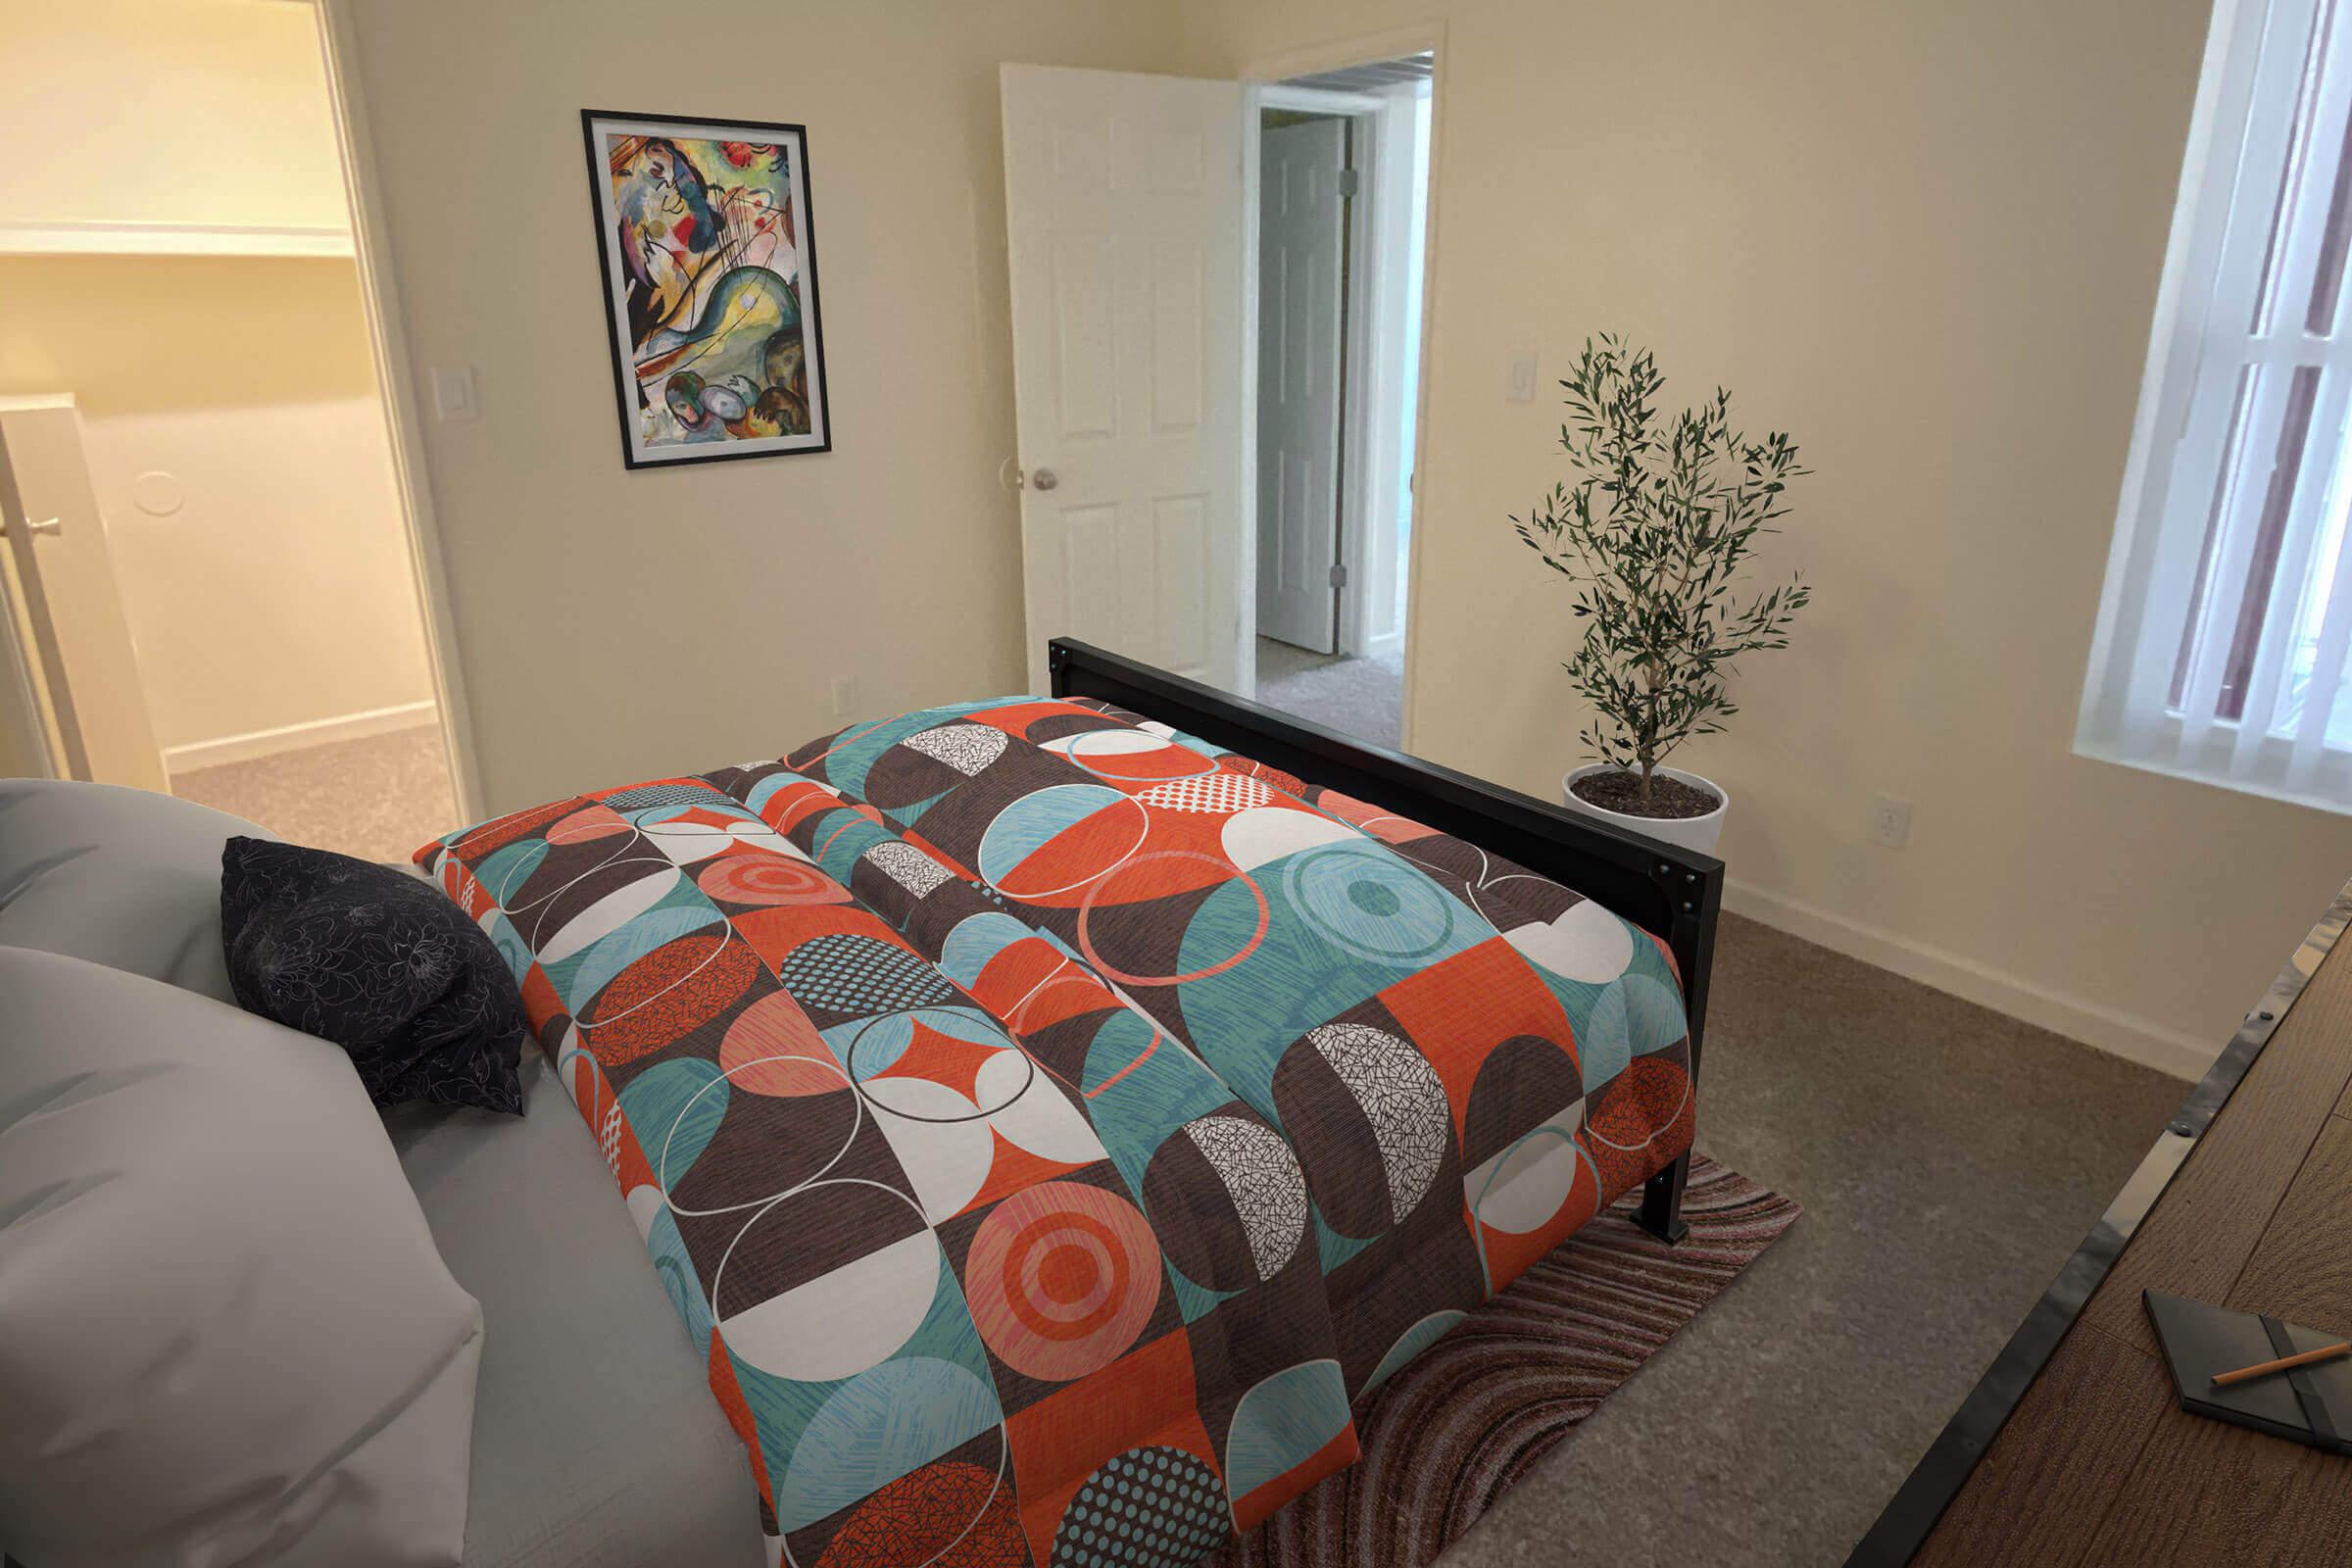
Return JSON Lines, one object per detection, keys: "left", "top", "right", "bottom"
{"left": 579, "top": 108, "right": 834, "bottom": 469}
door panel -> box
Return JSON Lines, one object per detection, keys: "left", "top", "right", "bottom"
{"left": 0, "top": 401, "right": 166, "bottom": 791}
{"left": 1255, "top": 118, "right": 1347, "bottom": 654}
{"left": 1003, "top": 65, "right": 1246, "bottom": 694}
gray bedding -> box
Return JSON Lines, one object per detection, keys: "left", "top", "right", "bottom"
{"left": 1, "top": 788, "right": 760, "bottom": 1567}
{"left": 384, "top": 1053, "right": 761, "bottom": 1568}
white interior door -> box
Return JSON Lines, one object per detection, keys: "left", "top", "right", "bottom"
{"left": 1255, "top": 118, "right": 1347, "bottom": 654}
{"left": 1002, "top": 65, "right": 1246, "bottom": 695}
{"left": 0, "top": 398, "right": 166, "bottom": 792}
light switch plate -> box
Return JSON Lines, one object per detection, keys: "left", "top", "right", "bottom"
{"left": 1507, "top": 350, "right": 1540, "bottom": 403}
{"left": 431, "top": 366, "right": 480, "bottom": 422}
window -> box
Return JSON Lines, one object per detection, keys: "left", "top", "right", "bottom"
{"left": 2079, "top": 0, "right": 2352, "bottom": 809}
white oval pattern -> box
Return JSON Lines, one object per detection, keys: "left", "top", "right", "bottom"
{"left": 1182, "top": 1114, "right": 1309, "bottom": 1282}
{"left": 903, "top": 723, "right": 1009, "bottom": 777}
{"left": 1500, "top": 899, "right": 1637, "bottom": 984}
{"left": 860, "top": 840, "right": 956, "bottom": 899}
{"left": 1308, "top": 1023, "right": 1449, "bottom": 1224}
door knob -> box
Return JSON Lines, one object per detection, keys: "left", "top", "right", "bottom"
{"left": 1030, "top": 467, "right": 1059, "bottom": 492}
{"left": 0, "top": 516, "right": 60, "bottom": 538}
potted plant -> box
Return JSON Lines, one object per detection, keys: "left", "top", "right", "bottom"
{"left": 1513, "top": 335, "right": 1810, "bottom": 854}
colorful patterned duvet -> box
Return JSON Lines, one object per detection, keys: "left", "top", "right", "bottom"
{"left": 417, "top": 698, "right": 1693, "bottom": 1568}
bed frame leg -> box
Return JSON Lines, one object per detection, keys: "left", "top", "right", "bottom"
{"left": 1636, "top": 1152, "right": 1690, "bottom": 1245}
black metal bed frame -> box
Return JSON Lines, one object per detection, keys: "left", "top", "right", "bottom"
{"left": 1047, "top": 637, "right": 1724, "bottom": 1243}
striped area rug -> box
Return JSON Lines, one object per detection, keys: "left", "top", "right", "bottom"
{"left": 1215, "top": 1155, "right": 1800, "bottom": 1568}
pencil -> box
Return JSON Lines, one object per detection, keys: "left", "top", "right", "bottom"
{"left": 2211, "top": 1341, "right": 2352, "bottom": 1388}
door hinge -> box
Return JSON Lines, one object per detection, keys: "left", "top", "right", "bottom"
{"left": 1339, "top": 169, "right": 1360, "bottom": 199}
{"left": 1329, "top": 562, "right": 1348, "bottom": 589}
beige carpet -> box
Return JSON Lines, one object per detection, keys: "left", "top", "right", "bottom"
{"left": 170, "top": 723, "right": 459, "bottom": 864}
{"left": 1255, "top": 636, "right": 1405, "bottom": 748}
{"left": 1428, "top": 911, "right": 2184, "bottom": 1565}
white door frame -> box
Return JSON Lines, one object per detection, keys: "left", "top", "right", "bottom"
{"left": 1244, "top": 24, "right": 1445, "bottom": 752}
{"left": 311, "top": 0, "right": 487, "bottom": 823}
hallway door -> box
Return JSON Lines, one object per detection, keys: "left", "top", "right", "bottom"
{"left": 1254, "top": 117, "right": 1347, "bottom": 653}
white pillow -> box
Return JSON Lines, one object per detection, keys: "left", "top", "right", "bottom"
{"left": 0, "top": 779, "right": 273, "bottom": 1004}
{"left": 0, "top": 947, "right": 481, "bottom": 1568}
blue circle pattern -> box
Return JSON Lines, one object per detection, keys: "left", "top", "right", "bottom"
{"left": 1050, "top": 1446, "right": 1231, "bottom": 1567}
{"left": 1281, "top": 842, "right": 1456, "bottom": 964}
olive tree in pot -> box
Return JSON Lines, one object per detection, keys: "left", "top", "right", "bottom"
{"left": 1513, "top": 336, "right": 1810, "bottom": 855}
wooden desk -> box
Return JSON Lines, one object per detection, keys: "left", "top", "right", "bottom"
{"left": 1855, "top": 879, "right": 2352, "bottom": 1565}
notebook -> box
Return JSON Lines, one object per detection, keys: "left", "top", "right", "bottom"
{"left": 2143, "top": 1291, "right": 2352, "bottom": 1455}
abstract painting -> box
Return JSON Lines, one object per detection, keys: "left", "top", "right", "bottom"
{"left": 581, "top": 110, "right": 831, "bottom": 467}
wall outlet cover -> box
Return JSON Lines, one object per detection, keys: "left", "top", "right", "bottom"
{"left": 1507, "top": 350, "right": 1540, "bottom": 403}
{"left": 1869, "top": 794, "right": 1914, "bottom": 850}
{"left": 430, "top": 367, "right": 480, "bottom": 422}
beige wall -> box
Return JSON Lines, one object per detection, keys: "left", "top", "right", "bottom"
{"left": 338, "top": 0, "right": 1189, "bottom": 809}
{"left": 0, "top": 0, "right": 350, "bottom": 232}
{"left": 0, "top": 0, "right": 435, "bottom": 762}
{"left": 0, "top": 258, "right": 436, "bottom": 760}
{"left": 1176, "top": 0, "right": 2352, "bottom": 1066}
{"left": 338, "top": 0, "right": 2352, "bottom": 1067}
{"left": 0, "top": 257, "right": 378, "bottom": 416}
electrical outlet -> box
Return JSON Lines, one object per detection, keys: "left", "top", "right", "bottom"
{"left": 1869, "top": 794, "right": 1913, "bottom": 850}
{"left": 430, "top": 366, "right": 480, "bottom": 422}
{"left": 1506, "top": 350, "right": 1540, "bottom": 403}
{"left": 830, "top": 675, "right": 858, "bottom": 718}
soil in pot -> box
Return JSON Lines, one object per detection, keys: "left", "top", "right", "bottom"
{"left": 1570, "top": 769, "right": 1722, "bottom": 820}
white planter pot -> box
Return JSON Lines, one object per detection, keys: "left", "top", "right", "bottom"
{"left": 1559, "top": 764, "right": 1728, "bottom": 856}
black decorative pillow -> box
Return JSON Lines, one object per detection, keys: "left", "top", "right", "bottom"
{"left": 220, "top": 837, "right": 526, "bottom": 1114}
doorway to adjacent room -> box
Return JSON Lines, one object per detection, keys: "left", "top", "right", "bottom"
{"left": 1250, "top": 52, "right": 1432, "bottom": 750}
{"left": 997, "top": 33, "right": 1440, "bottom": 752}
{"left": 0, "top": 0, "right": 469, "bottom": 862}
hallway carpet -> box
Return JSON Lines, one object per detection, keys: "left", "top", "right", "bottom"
{"left": 1255, "top": 636, "right": 1406, "bottom": 749}
{"left": 170, "top": 722, "right": 458, "bottom": 864}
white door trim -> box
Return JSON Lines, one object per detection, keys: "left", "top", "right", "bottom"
{"left": 1257, "top": 83, "right": 1386, "bottom": 116}
{"left": 1333, "top": 101, "right": 1380, "bottom": 661}
{"left": 1356, "top": 81, "right": 1423, "bottom": 662}
{"left": 1240, "top": 83, "right": 1263, "bottom": 695}
{"left": 314, "top": 0, "right": 487, "bottom": 824}
{"left": 1245, "top": 24, "right": 1446, "bottom": 753}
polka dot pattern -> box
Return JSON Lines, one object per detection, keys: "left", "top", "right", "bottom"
{"left": 1136, "top": 772, "right": 1275, "bottom": 815}
{"left": 771, "top": 932, "right": 955, "bottom": 1015}
{"left": 1050, "top": 1446, "right": 1231, "bottom": 1567}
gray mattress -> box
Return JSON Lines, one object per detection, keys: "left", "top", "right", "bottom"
{"left": 384, "top": 1053, "right": 761, "bottom": 1568}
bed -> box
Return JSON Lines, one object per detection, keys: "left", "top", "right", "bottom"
{"left": 408, "top": 638, "right": 1722, "bottom": 1568}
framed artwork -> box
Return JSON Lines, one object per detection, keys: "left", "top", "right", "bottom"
{"left": 580, "top": 109, "right": 831, "bottom": 467}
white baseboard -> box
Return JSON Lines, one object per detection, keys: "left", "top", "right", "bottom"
{"left": 165, "top": 701, "right": 438, "bottom": 773}
{"left": 1722, "top": 879, "right": 2218, "bottom": 1082}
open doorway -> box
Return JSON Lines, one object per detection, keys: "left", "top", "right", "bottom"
{"left": 1250, "top": 52, "right": 1433, "bottom": 750}
{"left": 0, "top": 0, "right": 463, "bottom": 863}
